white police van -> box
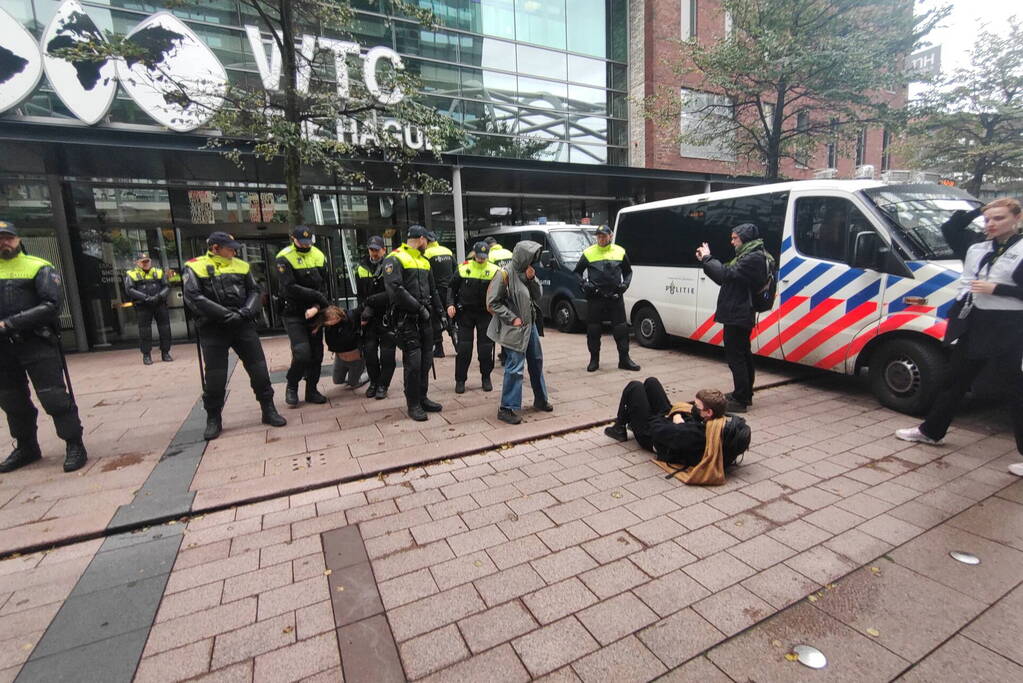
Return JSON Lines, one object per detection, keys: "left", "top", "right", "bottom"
{"left": 615, "top": 180, "right": 983, "bottom": 415}
{"left": 469, "top": 223, "right": 597, "bottom": 332}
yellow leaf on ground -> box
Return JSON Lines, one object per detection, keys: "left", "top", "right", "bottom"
{"left": 324, "top": 569, "right": 332, "bottom": 576}
{"left": 785, "top": 653, "right": 799, "bottom": 662}
{"left": 771, "top": 639, "right": 783, "bottom": 648}
{"left": 866, "top": 628, "right": 880, "bottom": 637}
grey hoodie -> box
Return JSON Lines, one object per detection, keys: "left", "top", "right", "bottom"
{"left": 486, "top": 240, "right": 543, "bottom": 353}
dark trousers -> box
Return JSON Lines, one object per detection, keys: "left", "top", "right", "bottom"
{"left": 434, "top": 287, "right": 452, "bottom": 353}
{"left": 455, "top": 309, "right": 494, "bottom": 382}
{"left": 397, "top": 315, "right": 433, "bottom": 406}
{"left": 586, "top": 296, "right": 629, "bottom": 358}
{"left": 722, "top": 324, "right": 755, "bottom": 405}
{"left": 283, "top": 315, "right": 324, "bottom": 387}
{"left": 199, "top": 322, "right": 273, "bottom": 414}
{"left": 616, "top": 377, "right": 671, "bottom": 451}
{"left": 136, "top": 303, "right": 171, "bottom": 354}
{"left": 921, "top": 345, "right": 1023, "bottom": 453}
{"left": 0, "top": 336, "right": 82, "bottom": 444}
{"left": 363, "top": 323, "right": 396, "bottom": 388}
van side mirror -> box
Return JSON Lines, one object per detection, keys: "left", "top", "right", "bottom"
{"left": 539, "top": 250, "right": 554, "bottom": 268}
{"left": 852, "top": 231, "right": 881, "bottom": 270}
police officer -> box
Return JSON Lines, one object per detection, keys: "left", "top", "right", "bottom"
{"left": 383, "top": 225, "right": 444, "bottom": 421}
{"left": 448, "top": 241, "right": 498, "bottom": 394}
{"left": 575, "top": 224, "right": 640, "bottom": 372}
{"left": 424, "top": 230, "right": 456, "bottom": 358}
{"left": 0, "top": 221, "right": 87, "bottom": 473}
{"left": 276, "top": 226, "right": 330, "bottom": 407}
{"left": 356, "top": 235, "right": 396, "bottom": 400}
{"left": 183, "top": 232, "right": 287, "bottom": 440}
{"left": 486, "top": 236, "right": 513, "bottom": 266}
{"left": 124, "top": 251, "right": 173, "bottom": 365}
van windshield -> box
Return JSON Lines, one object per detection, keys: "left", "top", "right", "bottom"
{"left": 550, "top": 230, "right": 596, "bottom": 269}
{"left": 862, "top": 184, "right": 983, "bottom": 260}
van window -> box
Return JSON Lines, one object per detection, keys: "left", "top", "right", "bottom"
{"left": 794, "top": 197, "right": 875, "bottom": 263}
{"left": 549, "top": 230, "right": 595, "bottom": 269}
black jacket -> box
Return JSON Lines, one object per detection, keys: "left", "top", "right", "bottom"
{"left": 0, "top": 253, "right": 63, "bottom": 334}
{"left": 701, "top": 248, "right": 768, "bottom": 327}
{"left": 124, "top": 267, "right": 170, "bottom": 307}
{"left": 275, "top": 245, "right": 329, "bottom": 315}
{"left": 574, "top": 243, "right": 633, "bottom": 298}
{"left": 448, "top": 259, "right": 499, "bottom": 312}
{"left": 383, "top": 244, "right": 442, "bottom": 316}
{"left": 182, "top": 252, "right": 262, "bottom": 326}
{"left": 324, "top": 310, "right": 361, "bottom": 353}
{"left": 647, "top": 413, "right": 706, "bottom": 467}
{"left": 355, "top": 258, "right": 390, "bottom": 312}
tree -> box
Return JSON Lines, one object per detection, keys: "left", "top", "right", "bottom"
{"left": 56, "top": 0, "right": 463, "bottom": 223}
{"left": 645, "top": 0, "right": 946, "bottom": 179}
{"left": 902, "top": 17, "right": 1023, "bottom": 196}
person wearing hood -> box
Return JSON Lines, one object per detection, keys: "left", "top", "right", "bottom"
{"left": 486, "top": 240, "right": 554, "bottom": 424}
{"left": 696, "top": 223, "right": 770, "bottom": 413}
{"left": 356, "top": 235, "right": 396, "bottom": 399}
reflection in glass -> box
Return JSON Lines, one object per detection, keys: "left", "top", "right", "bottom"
{"left": 517, "top": 77, "right": 568, "bottom": 106}
{"left": 461, "top": 36, "right": 516, "bottom": 71}
{"left": 549, "top": 229, "right": 596, "bottom": 268}
{"left": 568, "top": 115, "right": 607, "bottom": 145}
{"left": 566, "top": 0, "right": 606, "bottom": 58}
{"left": 568, "top": 85, "right": 607, "bottom": 115}
{"left": 571, "top": 144, "right": 607, "bottom": 164}
{"left": 516, "top": 44, "right": 567, "bottom": 79}
{"left": 568, "top": 54, "right": 606, "bottom": 87}
{"left": 515, "top": 0, "right": 566, "bottom": 50}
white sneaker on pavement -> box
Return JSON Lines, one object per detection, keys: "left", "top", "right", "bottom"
{"left": 894, "top": 427, "right": 942, "bottom": 445}
{"left": 1009, "top": 463, "right": 1023, "bottom": 477}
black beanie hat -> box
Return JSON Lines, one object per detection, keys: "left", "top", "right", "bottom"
{"left": 733, "top": 223, "right": 759, "bottom": 243}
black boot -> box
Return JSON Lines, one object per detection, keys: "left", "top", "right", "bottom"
{"left": 161, "top": 351, "right": 173, "bottom": 362}
{"left": 618, "top": 355, "right": 641, "bottom": 371}
{"left": 305, "top": 386, "right": 328, "bottom": 404}
{"left": 604, "top": 423, "right": 628, "bottom": 442}
{"left": 433, "top": 344, "right": 445, "bottom": 358}
{"left": 497, "top": 408, "right": 522, "bottom": 425}
{"left": 455, "top": 381, "right": 465, "bottom": 394}
{"left": 587, "top": 355, "right": 599, "bottom": 372}
{"left": 614, "top": 327, "right": 639, "bottom": 371}
{"left": 261, "top": 401, "right": 287, "bottom": 427}
{"left": 375, "top": 385, "right": 388, "bottom": 400}
{"left": 285, "top": 384, "right": 299, "bottom": 407}
{"left": 408, "top": 403, "right": 428, "bottom": 422}
{"left": 0, "top": 441, "right": 42, "bottom": 473}
{"left": 481, "top": 375, "right": 493, "bottom": 392}
{"left": 204, "top": 413, "right": 222, "bottom": 441}
{"left": 365, "top": 383, "right": 378, "bottom": 399}
{"left": 63, "top": 440, "right": 88, "bottom": 473}
{"left": 421, "top": 397, "right": 443, "bottom": 412}
{"left": 142, "top": 353, "right": 153, "bottom": 366}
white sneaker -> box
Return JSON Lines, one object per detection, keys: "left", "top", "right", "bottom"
{"left": 1009, "top": 463, "right": 1023, "bottom": 477}
{"left": 894, "top": 427, "right": 942, "bottom": 445}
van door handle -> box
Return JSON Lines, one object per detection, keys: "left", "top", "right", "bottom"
{"left": 781, "top": 279, "right": 790, "bottom": 284}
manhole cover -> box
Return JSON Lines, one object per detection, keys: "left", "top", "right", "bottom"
{"left": 793, "top": 644, "right": 827, "bottom": 669}
{"left": 949, "top": 550, "right": 980, "bottom": 565}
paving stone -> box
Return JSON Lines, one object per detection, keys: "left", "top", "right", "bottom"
{"left": 581, "top": 532, "right": 645, "bottom": 565}
{"left": 523, "top": 577, "right": 599, "bottom": 624}
{"left": 512, "top": 617, "right": 599, "bottom": 678}
{"left": 676, "top": 526, "right": 740, "bottom": 559}
{"left": 727, "top": 535, "right": 797, "bottom": 571}
{"left": 571, "top": 635, "right": 667, "bottom": 683}
{"left": 430, "top": 550, "right": 499, "bottom": 591}
{"left": 900, "top": 634, "right": 1023, "bottom": 683}
{"left": 388, "top": 584, "right": 486, "bottom": 641}
{"left": 576, "top": 591, "right": 658, "bottom": 645}
{"left": 259, "top": 536, "right": 323, "bottom": 568}
{"left": 474, "top": 564, "right": 547, "bottom": 608}
{"left": 135, "top": 639, "right": 213, "bottom": 683}
{"left": 297, "top": 600, "right": 336, "bottom": 640}
{"left": 447, "top": 525, "right": 509, "bottom": 556}
{"left": 145, "top": 597, "right": 257, "bottom": 656}
{"left": 337, "top": 615, "right": 405, "bottom": 683}
{"left": 537, "top": 520, "right": 600, "bottom": 553}
{"left": 823, "top": 528, "right": 893, "bottom": 565}
{"left": 458, "top": 600, "right": 538, "bottom": 654}
{"left": 329, "top": 561, "right": 384, "bottom": 627}
{"left": 740, "top": 562, "right": 821, "bottom": 609}
{"left": 784, "top": 545, "right": 859, "bottom": 585}
{"left": 16, "top": 628, "right": 150, "bottom": 683}
{"left": 629, "top": 541, "right": 697, "bottom": 577}
{"left": 624, "top": 494, "right": 680, "bottom": 521}
{"left": 420, "top": 643, "right": 529, "bottom": 683}
{"left": 637, "top": 608, "right": 724, "bottom": 668}
{"left": 692, "top": 584, "right": 773, "bottom": 636}
{"left": 657, "top": 656, "right": 731, "bottom": 682}
{"left": 803, "top": 505, "right": 866, "bottom": 534}
{"left": 221, "top": 562, "right": 292, "bottom": 603}
{"left": 486, "top": 535, "right": 551, "bottom": 570}
{"left": 766, "top": 519, "right": 832, "bottom": 552}
{"left": 252, "top": 631, "right": 341, "bottom": 683}
{"left": 165, "top": 552, "right": 260, "bottom": 594}
{"left": 531, "top": 547, "right": 599, "bottom": 584}
{"left": 378, "top": 568, "right": 439, "bottom": 610}
{"left": 399, "top": 624, "right": 471, "bottom": 680}
{"left": 373, "top": 541, "right": 455, "bottom": 582}
{"left": 962, "top": 584, "right": 1023, "bottom": 665}
{"left": 578, "top": 558, "right": 648, "bottom": 600}
{"left": 210, "top": 612, "right": 295, "bottom": 670}
{"left": 410, "top": 515, "right": 470, "bottom": 546}
{"left": 497, "top": 510, "right": 556, "bottom": 540}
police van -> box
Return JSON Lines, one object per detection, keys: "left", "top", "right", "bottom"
{"left": 615, "top": 180, "right": 983, "bottom": 415}
{"left": 469, "top": 223, "right": 597, "bottom": 332}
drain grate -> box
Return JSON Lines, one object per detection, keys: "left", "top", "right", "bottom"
{"left": 291, "top": 452, "right": 330, "bottom": 472}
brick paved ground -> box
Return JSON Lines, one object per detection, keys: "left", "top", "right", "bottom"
{"left": 1, "top": 362, "right": 1021, "bottom": 681}
{"left": 0, "top": 331, "right": 800, "bottom": 555}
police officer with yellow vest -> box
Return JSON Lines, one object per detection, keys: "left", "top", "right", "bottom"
{"left": 124, "top": 251, "right": 173, "bottom": 365}
{"left": 383, "top": 225, "right": 444, "bottom": 421}
{"left": 486, "top": 236, "right": 513, "bottom": 266}
{"left": 356, "top": 235, "right": 395, "bottom": 399}
{"left": 447, "top": 241, "right": 499, "bottom": 394}
{"left": 574, "top": 224, "right": 640, "bottom": 372}
{"left": 276, "top": 226, "right": 330, "bottom": 407}
{"left": 424, "top": 230, "right": 456, "bottom": 358}
{"left": 183, "top": 232, "right": 287, "bottom": 440}
{"left": 0, "top": 221, "right": 88, "bottom": 473}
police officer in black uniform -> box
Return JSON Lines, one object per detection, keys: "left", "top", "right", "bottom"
{"left": 447, "top": 241, "right": 498, "bottom": 394}
{"left": 574, "top": 224, "right": 640, "bottom": 372}
{"left": 356, "top": 235, "right": 395, "bottom": 400}
{"left": 383, "top": 225, "right": 444, "bottom": 421}
{"left": 124, "top": 251, "right": 173, "bottom": 365}
{"left": 183, "top": 232, "right": 287, "bottom": 440}
{"left": 424, "top": 230, "right": 456, "bottom": 358}
{"left": 0, "top": 221, "right": 88, "bottom": 473}
{"left": 276, "top": 226, "right": 331, "bottom": 407}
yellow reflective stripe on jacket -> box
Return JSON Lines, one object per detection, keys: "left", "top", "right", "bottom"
{"left": 0, "top": 253, "right": 50, "bottom": 280}
{"left": 390, "top": 244, "right": 430, "bottom": 270}
{"left": 488, "top": 246, "right": 513, "bottom": 263}
{"left": 424, "top": 243, "right": 452, "bottom": 259}
{"left": 582, "top": 243, "right": 625, "bottom": 263}
{"left": 185, "top": 252, "right": 251, "bottom": 277}
{"left": 127, "top": 267, "right": 163, "bottom": 281}
{"left": 356, "top": 265, "right": 373, "bottom": 278}
{"left": 276, "top": 245, "right": 326, "bottom": 270}
{"left": 458, "top": 261, "right": 499, "bottom": 280}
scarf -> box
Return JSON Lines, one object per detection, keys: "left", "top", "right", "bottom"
{"left": 727, "top": 238, "right": 765, "bottom": 266}
{"left": 655, "top": 401, "right": 727, "bottom": 486}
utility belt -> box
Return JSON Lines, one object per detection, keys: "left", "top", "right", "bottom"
{"left": 1, "top": 325, "right": 57, "bottom": 345}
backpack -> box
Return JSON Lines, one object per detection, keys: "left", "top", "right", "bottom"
{"left": 722, "top": 415, "right": 751, "bottom": 468}
{"left": 751, "top": 252, "right": 778, "bottom": 313}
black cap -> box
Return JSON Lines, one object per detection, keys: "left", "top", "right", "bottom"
{"left": 733, "top": 223, "right": 759, "bottom": 243}
{"left": 291, "top": 225, "right": 314, "bottom": 247}
{"left": 595, "top": 224, "right": 613, "bottom": 236}
{"left": 484, "top": 236, "right": 497, "bottom": 246}
{"left": 137, "top": 251, "right": 152, "bottom": 260}
{"left": 407, "top": 224, "right": 428, "bottom": 239}
{"left": 0, "top": 220, "right": 17, "bottom": 236}
{"left": 425, "top": 230, "right": 438, "bottom": 242}
{"left": 472, "top": 241, "right": 489, "bottom": 257}
{"left": 207, "top": 231, "right": 241, "bottom": 250}
{"left": 367, "top": 235, "right": 386, "bottom": 250}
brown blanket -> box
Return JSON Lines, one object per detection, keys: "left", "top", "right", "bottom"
{"left": 655, "top": 401, "right": 726, "bottom": 486}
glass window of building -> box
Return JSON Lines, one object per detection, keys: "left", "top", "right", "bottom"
{"left": 514, "top": 0, "right": 566, "bottom": 50}
{"left": 565, "top": 0, "right": 606, "bottom": 58}
{"left": 461, "top": 36, "right": 517, "bottom": 71}
{"left": 680, "top": 90, "right": 735, "bottom": 161}
{"left": 516, "top": 44, "right": 567, "bottom": 80}
{"left": 568, "top": 54, "right": 606, "bottom": 88}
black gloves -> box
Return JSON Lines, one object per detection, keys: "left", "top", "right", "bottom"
{"left": 222, "top": 311, "right": 243, "bottom": 326}
{"left": 418, "top": 306, "right": 431, "bottom": 322}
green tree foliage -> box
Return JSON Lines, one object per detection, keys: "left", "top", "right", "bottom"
{"left": 902, "top": 17, "right": 1023, "bottom": 196}
{"left": 646, "top": 0, "right": 946, "bottom": 179}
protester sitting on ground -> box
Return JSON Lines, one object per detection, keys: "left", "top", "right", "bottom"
{"left": 314, "top": 306, "right": 368, "bottom": 390}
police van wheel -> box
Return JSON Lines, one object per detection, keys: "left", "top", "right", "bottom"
{"left": 634, "top": 305, "right": 668, "bottom": 349}
{"left": 553, "top": 298, "right": 581, "bottom": 333}
{"left": 869, "top": 339, "right": 947, "bottom": 416}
